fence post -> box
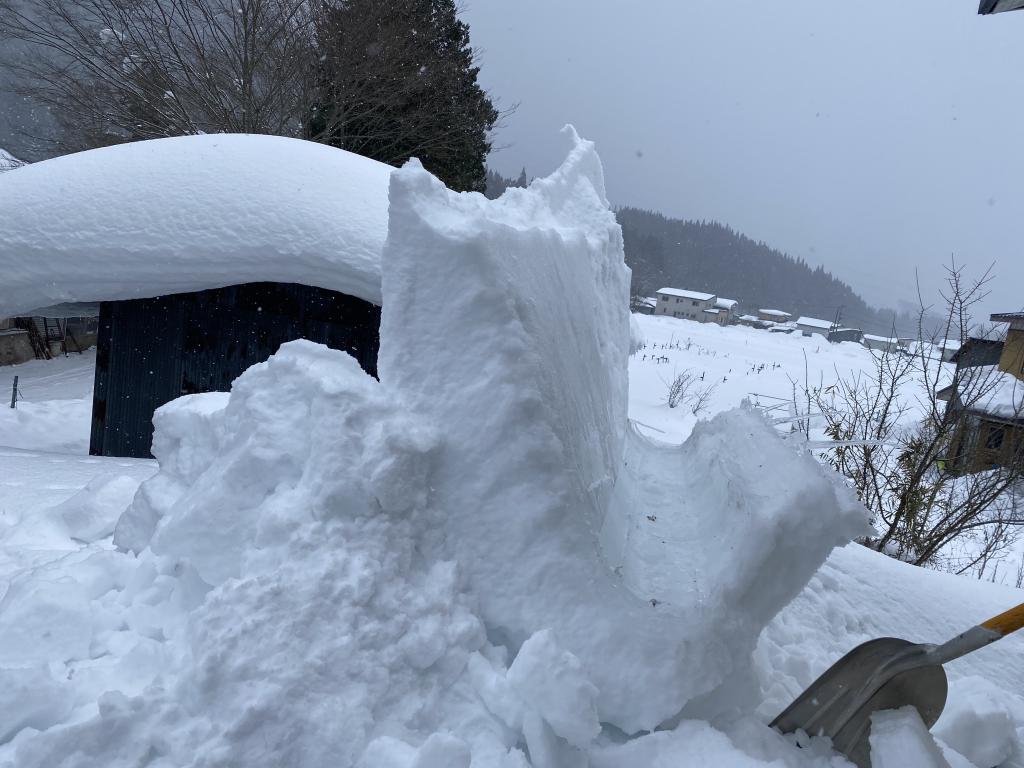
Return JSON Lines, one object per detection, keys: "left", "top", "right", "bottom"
{"left": 10, "top": 375, "right": 18, "bottom": 409}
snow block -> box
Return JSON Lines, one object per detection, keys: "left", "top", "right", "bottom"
{"left": 870, "top": 707, "right": 952, "bottom": 768}
{"left": 380, "top": 126, "right": 865, "bottom": 731}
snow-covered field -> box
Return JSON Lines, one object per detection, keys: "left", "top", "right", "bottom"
{"left": 0, "top": 133, "right": 1022, "bottom": 767}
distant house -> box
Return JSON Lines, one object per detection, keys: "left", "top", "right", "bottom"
{"left": 634, "top": 296, "right": 658, "bottom": 315}
{"left": 827, "top": 327, "right": 863, "bottom": 344}
{"left": 0, "top": 318, "right": 33, "bottom": 365}
{"left": 714, "top": 297, "right": 739, "bottom": 324}
{"left": 655, "top": 288, "right": 717, "bottom": 322}
{"left": 736, "top": 314, "right": 764, "bottom": 328}
{"left": 757, "top": 308, "right": 792, "bottom": 323}
{"left": 0, "top": 311, "right": 97, "bottom": 365}
{"left": 937, "top": 313, "right": 1024, "bottom": 474}
{"left": 862, "top": 334, "right": 901, "bottom": 352}
{"left": 795, "top": 316, "right": 833, "bottom": 337}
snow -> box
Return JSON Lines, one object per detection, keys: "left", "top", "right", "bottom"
{"left": 657, "top": 287, "right": 715, "bottom": 301}
{"left": 759, "top": 308, "right": 791, "bottom": 317}
{"left": 0, "top": 134, "right": 392, "bottom": 316}
{"left": 0, "top": 131, "right": 1023, "bottom": 767}
{"left": 869, "top": 707, "right": 952, "bottom": 767}
{"left": 715, "top": 297, "right": 739, "bottom": 310}
{"left": 0, "top": 351, "right": 95, "bottom": 453}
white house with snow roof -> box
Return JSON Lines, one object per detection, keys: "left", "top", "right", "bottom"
{"left": 655, "top": 288, "right": 716, "bottom": 322}
{"left": 795, "top": 316, "right": 833, "bottom": 337}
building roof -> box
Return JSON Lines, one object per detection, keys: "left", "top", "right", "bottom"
{"left": 758, "top": 309, "right": 791, "bottom": 318}
{"left": 0, "top": 148, "right": 21, "bottom": 172}
{"left": 738, "top": 314, "right": 760, "bottom": 322}
{"left": 0, "top": 134, "right": 392, "bottom": 317}
{"left": 657, "top": 287, "right": 715, "bottom": 301}
{"left": 640, "top": 297, "right": 658, "bottom": 308}
{"left": 714, "top": 297, "right": 738, "bottom": 309}
{"left": 948, "top": 365, "right": 1024, "bottom": 421}
{"left": 991, "top": 311, "right": 1024, "bottom": 329}
{"left": 863, "top": 334, "right": 898, "bottom": 343}
{"left": 979, "top": 0, "right": 1024, "bottom": 14}
{"left": 795, "top": 316, "right": 832, "bottom": 329}
{"left": 703, "top": 308, "right": 721, "bottom": 314}
{"left": 951, "top": 337, "right": 1004, "bottom": 366}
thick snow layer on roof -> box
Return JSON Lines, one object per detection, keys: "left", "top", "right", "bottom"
{"left": 796, "top": 316, "right": 832, "bottom": 329}
{"left": 955, "top": 366, "right": 1024, "bottom": 420}
{"left": 759, "top": 308, "right": 791, "bottom": 317}
{"left": 0, "top": 148, "right": 21, "bottom": 172}
{"left": 0, "top": 134, "right": 391, "bottom": 315}
{"left": 657, "top": 287, "right": 715, "bottom": 301}
{"left": 714, "top": 297, "right": 738, "bottom": 309}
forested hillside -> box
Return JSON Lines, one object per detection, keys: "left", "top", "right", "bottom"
{"left": 618, "top": 208, "right": 916, "bottom": 335}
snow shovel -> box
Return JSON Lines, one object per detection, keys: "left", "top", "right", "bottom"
{"left": 771, "top": 600, "right": 1024, "bottom": 767}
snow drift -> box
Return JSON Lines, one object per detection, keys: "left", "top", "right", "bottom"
{"left": 0, "top": 134, "right": 391, "bottom": 316}
{"left": 1, "top": 130, "right": 868, "bottom": 766}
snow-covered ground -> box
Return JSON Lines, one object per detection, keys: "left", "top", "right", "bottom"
{"left": 0, "top": 133, "right": 1022, "bottom": 767}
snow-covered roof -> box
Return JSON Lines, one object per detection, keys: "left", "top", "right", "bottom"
{"left": 795, "top": 316, "right": 832, "bottom": 329}
{"left": 702, "top": 308, "right": 721, "bottom": 314}
{"left": 759, "top": 309, "right": 791, "bottom": 317}
{"left": 863, "top": 334, "right": 898, "bottom": 343}
{"left": 0, "top": 134, "right": 392, "bottom": 317}
{"left": 0, "top": 148, "right": 22, "bottom": 172}
{"left": 953, "top": 366, "right": 1024, "bottom": 420}
{"left": 640, "top": 297, "right": 657, "bottom": 308}
{"left": 657, "top": 287, "right": 715, "bottom": 301}
{"left": 738, "top": 314, "right": 760, "bottom": 322}
{"left": 714, "top": 297, "right": 738, "bottom": 309}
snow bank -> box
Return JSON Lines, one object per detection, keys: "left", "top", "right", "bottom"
{"left": 0, "top": 134, "right": 391, "bottom": 316}
{"left": 0, "top": 129, "right": 868, "bottom": 766}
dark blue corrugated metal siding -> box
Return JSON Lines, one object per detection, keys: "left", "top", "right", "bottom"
{"left": 90, "top": 282, "right": 380, "bottom": 458}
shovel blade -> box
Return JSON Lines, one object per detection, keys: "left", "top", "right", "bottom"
{"left": 771, "top": 637, "right": 948, "bottom": 768}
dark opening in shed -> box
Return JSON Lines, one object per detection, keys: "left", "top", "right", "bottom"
{"left": 90, "top": 281, "right": 380, "bottom": 458}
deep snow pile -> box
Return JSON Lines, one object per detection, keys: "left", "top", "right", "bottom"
{"left": 1, "top": 131, "right": 882, "bottom": 767}
{"left": 0, "top": 135, "right": 391, "bottom": 315}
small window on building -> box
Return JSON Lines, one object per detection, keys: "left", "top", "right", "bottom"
{"left": 985, "top": 425, "right": 1005, "bottom": 451}
{"left": 692, "top": 300, "right": 699, "bottom": 307}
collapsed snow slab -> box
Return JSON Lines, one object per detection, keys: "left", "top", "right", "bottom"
{"left": 0, "top": 134, "right": 391, "bottom": 316}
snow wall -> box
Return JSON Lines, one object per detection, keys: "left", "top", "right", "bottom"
{"left": 0, "top": 134, "right": 390, "bottom": 314}
{"left": 0, "top": 129, "right": 866, "bottom": 767}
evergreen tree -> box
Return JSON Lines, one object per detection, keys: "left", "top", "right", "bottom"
{"left": 310, "top": 0, "right": 498, "bottom": 192}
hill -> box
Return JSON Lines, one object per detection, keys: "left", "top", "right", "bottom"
{"left": 618, "top": 207, "right": 916, "bottom": 335}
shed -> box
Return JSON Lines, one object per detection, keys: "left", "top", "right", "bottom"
{"left": 0, "top": 134, "right": 393, "bottom": 458}
{"left": 795, "top": 316, "right": 833, "bottom": 337}
{"left": 757, "top": 308, "right": 792, "bottom": 323}
{"left": 827, "top": 327, "right": 863, "bottom": 344}
{"left": 91, "top": 283, "right": 379, "bottom": 457}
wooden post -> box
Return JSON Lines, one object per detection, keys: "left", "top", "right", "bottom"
{"left": 10, "top": 375, "right": 17, "bottom": 409}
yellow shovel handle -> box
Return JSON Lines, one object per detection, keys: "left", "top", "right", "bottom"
{"left": 982, "top": 602, "right": 1024, "bottom": 636}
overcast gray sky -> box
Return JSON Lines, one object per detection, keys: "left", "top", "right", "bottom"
{"left": 464, "top": 1, "right": 1024, "bottom": 318}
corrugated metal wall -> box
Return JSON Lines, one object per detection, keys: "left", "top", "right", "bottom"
{"left": 90, "top": 282, "right": 380, "bottom": 458}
